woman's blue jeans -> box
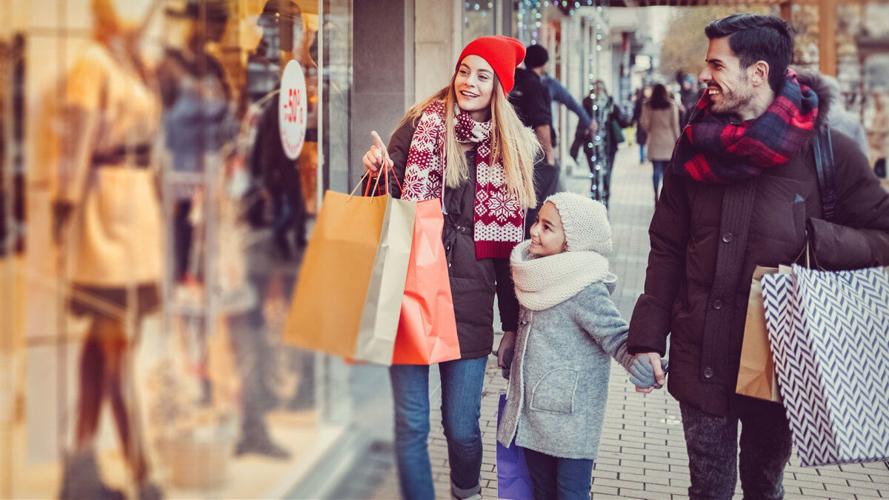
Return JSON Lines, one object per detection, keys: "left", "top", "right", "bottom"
{"left": 389, "top": 356, "right": 488, "bottom": 500}
{"left": 652, "top": 160, "right": 668, "bottom": 196}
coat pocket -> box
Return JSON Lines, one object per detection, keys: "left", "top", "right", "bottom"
{"left": 529, "top": 368, "right": 578, "bottom": 415}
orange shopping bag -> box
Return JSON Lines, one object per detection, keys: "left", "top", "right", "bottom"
{"left": 391, "top": 198, "right": 461, "bottom": 365}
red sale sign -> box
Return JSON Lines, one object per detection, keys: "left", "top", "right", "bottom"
{"left": 278, "top": 60, "right": 308, "bottom": 160}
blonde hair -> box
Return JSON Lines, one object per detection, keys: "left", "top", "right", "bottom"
{"left": 398, "top": 74, "right": 539, "bottom": 209}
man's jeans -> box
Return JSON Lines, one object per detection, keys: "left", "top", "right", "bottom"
{"left": 389, "top": 357, "right": 488, "bottom": 500}
{"left": 523, "top": 447, "right": 594, "bottom": 500}
{"left": 680, "top": 400, "right": 792, "bottom": 500}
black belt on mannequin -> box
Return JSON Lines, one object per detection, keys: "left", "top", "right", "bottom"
{"left": 92, "top": 144, "right": 152, "bottom": 167}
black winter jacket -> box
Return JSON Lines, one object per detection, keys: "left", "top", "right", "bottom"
{"left": 628, "top": 73, "right": 889, "bottom": 416}
{"left": 380, "top": 121, "right": 520, "bottom": 358}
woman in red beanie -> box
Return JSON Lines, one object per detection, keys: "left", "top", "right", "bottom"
{"left": 362, "top": 35, "right": 538, "bottom": 500}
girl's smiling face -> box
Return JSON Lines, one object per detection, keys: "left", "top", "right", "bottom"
{"left": 529, "top": 202, "right": 567, "bottom": 257}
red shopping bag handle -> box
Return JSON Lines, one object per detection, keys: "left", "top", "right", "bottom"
{"left": 363, "top": 130, "right": 402, "bottom": 197}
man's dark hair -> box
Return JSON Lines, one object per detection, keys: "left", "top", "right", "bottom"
{"left": 704, "top": 14, "right": 794, "bottom": 94}
{"left": 524, "top": 44, "right": 549, "bottom": 69}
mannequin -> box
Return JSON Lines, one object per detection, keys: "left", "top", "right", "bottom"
{"left": 158, "top": 1, "right": 234, "bottom": 285}
{"left": 158, "top": 0, "right": 292, "bottom": 460}
{"left": 53, "top": 0, "right": 162, "bottom": 498}
{"left": 245, "top": 0, "right": 316, "bottom": 416}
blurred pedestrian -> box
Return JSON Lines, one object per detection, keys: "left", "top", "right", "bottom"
{"left": 676, "top": 71, "right": 701, "bottom": 126}
{"left": 362, "top": 35, "right": 538, "bottom": 500}
{"left": 537, "top": 47, "right": 596, "bottom": 151}
{"left": 497, "top": 192, "right": 659, "bottom": 500}
{"left": 572, "top": 80, "right": 631, "bottom": 207}
{"left": 629, "top": 14, "right": 889, "bottom": 499}
{"left": 639, "top": 83, "right": 680, "bottom": 204}
{"left": 822, "top": 75, "right": 869, "bottom": 156}
{"left": 632, "top": 86, "right": 651, "bottom": 164}
{"left": 510, "top": 43, "right": 557, "bottom": 237}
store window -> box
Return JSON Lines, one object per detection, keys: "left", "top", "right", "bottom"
{"left": 463, "top": 0, "right": 497, "bottom": 45}
{"left": 1, "top": 0, "right": 354, "bottom": 497}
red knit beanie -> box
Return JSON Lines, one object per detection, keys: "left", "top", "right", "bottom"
{"left": 456, "top": 35, "right": 525, "bottom": 94}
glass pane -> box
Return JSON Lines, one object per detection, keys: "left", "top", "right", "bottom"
{"left": 4, "top": 1, "right": 355, "bottom": 497}
{"left": 463, "top": 0, "right": 496, "bottom": 45}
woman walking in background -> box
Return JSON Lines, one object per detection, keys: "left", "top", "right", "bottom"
{"left": 633, "top": 86, "right": 651, "bottom": 165}
{"left": 640, "top": 83, "right": 681, "bottom": 204}
{"left": 361, "top": 36, "right": 538, "bottom": 500}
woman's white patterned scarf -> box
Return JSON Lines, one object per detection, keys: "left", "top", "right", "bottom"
{"left": 402, "top": 100, "right": 524, "bottom": 259}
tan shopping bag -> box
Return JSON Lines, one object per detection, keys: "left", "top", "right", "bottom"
{"left": 736, "top": 265, "right": 781, "bottom": 402}
{"left": 354, "top": 194, "right": 416, "bottom": 364}
{"left": 284, "top": 183, "right": 415, "bottom": 365}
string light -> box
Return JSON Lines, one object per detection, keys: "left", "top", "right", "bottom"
{"left": 513, "top": 1, "right": 610, "bottom": 203}
{"left": 585, "top": 0, "right": 608, "bottom": 204}
{"left": 463, "top": 1, "right": 496, "bottom": 32}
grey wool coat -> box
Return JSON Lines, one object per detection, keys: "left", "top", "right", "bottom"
{"left": 497, "top": 279, "right": 636, "bottom": 460}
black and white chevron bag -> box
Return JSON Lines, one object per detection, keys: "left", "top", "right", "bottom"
{"left": 761, "top": 264, "right": 889, "bottom": 466}
{"left": 759, "top": 128, "right": 889, "bottom": 467}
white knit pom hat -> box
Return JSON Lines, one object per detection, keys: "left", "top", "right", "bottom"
{"left": 544, "top": 192, "right": 612, "bottom": 255}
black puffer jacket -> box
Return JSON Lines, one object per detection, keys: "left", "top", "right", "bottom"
{"left": 380, "top": 121, "right": 519, "bottom": 358}
{"left": 628, "top": 73, "right": 889, "bottom": 416}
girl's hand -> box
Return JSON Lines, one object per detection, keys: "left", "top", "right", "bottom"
{"left": 629, "top": 353, "right": 667, "bottom": 393}
{"left": 361, "top": 130, "right": 393, "bottom": 175}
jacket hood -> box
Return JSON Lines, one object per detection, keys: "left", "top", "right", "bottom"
{"left": 795, "top": 69, "right": 831, "bottom": 129}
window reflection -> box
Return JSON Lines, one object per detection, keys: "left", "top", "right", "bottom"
{"left": 3, "top": 0, "right": 347, "bottom": 497}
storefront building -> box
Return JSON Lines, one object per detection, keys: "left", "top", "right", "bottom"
{"left": 1, "top": 0, "right": 640, "bottom": 496}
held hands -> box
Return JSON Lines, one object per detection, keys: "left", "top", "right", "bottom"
{"left": 629, "top": 353, "right": 668, "bottom": 394}
{"left": 361, "top": 131, "right": 393, "bottom": 175}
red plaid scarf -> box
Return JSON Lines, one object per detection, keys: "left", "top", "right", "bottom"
{"left": 402, "top": 100, "right": 523, "bottom": 259}
{"left": 673, "top": 71, "right": 819, "bottom": 184}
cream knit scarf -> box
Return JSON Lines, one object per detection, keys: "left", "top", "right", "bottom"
{"left": 510, "top": 240, "right": 613, "bottom": 311}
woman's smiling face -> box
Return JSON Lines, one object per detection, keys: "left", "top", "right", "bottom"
{"left": 454, "top": 55, "right": 495, "bottom": 116}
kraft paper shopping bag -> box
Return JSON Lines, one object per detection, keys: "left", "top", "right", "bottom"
{"left": 736, "top": 265, "right": 782, "bottom": 402}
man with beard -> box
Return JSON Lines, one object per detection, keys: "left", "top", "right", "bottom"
{"left": 628, "top": 14, "right": 889, "bottom": 500}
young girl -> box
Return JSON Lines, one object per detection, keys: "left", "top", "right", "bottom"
{"left": 497, "top": 192, "right": 659, "bottom": 500}
{"left": 361, "top": 36, "right": 538, "bottom": 500}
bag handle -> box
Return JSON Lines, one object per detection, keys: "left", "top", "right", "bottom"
{"left": 349, "top": 170, "right": 384, "bottom": 198}
{"left": 802, "top": 127, "right": 836, "bottom": 270}
{"left": 813, "top": 127, "right": 837, "bottom": 222}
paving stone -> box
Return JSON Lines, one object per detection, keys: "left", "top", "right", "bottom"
{"left": 590, "top": 484, "right": 620, "bottom": 495}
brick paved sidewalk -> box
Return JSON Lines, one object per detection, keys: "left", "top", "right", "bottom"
{"left": 353, "top": 146, "right": 889, "bottom": 500}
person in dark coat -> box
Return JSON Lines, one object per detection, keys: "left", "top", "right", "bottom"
{"left": 509, "top": 44, "right": 556, "bottom": 237}
{"left": 571, "top": 80, "right": 631, "bottom": 208}
{"left": 362, "top": 36, "right": 538, "bottom": 500}
{"left": 628, "top": 14, "right": 889, "bottom": 500}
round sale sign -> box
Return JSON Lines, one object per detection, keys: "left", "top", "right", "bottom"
{"left": 278, "top": 60, "right": 308, "bottom": 160}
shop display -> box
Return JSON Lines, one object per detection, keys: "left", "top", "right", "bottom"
{"left": 4, "top": 0, "right": 343, "bottom": 497}
{"left": 52, "top": 1, "right": 165, "bottom": 497}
